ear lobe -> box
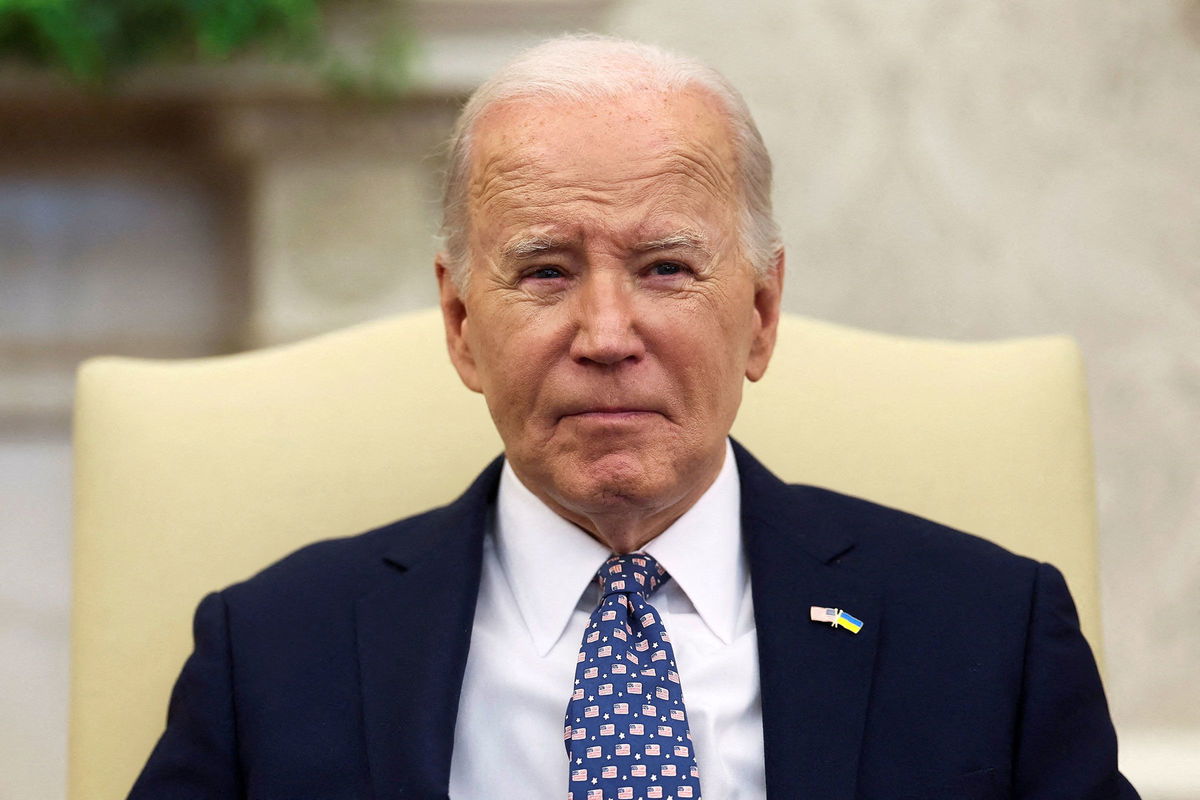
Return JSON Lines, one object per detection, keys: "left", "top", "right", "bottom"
{"left": 745, "top": 250, "right": 785, "bottom": 383}
{"left": 436, "top": 257, "right": 483, "bottom": 393}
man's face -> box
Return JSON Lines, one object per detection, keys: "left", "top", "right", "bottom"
{"left": 439, "top": 88, "right": 782, "bottom": 536}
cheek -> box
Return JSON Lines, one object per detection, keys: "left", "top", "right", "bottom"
{"left": 675, "top": 306, "right": 754, "bottom": 379}
{"left": 468, "top": 308, "right": 556, "bottom": 414}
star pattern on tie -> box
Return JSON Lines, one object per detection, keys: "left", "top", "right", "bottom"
{"left": 565, "top": 553, "right": 702, "bottom": 800}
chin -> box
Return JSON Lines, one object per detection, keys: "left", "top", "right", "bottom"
{"left": 556, "top": 449, "right": 680, "bottom": 512}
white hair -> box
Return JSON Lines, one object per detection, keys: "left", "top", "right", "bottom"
{"left": 439, "top": 34, "right": 781, "bottom": 289}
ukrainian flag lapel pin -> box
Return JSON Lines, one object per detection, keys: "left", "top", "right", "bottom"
{"left": 810, "top": 606, "right": 864, "bottom": 634}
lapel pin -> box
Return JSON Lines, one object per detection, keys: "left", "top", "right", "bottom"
{"left": 810, "top": 606, "right": 864, "bottom": 634}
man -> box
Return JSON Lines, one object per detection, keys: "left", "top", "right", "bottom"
{"left": 130, "top": 35, "right": 1138, "bottom": 799}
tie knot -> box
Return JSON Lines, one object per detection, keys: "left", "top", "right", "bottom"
{"left": 597, "top": 553, "right": 668, "bottom": 599}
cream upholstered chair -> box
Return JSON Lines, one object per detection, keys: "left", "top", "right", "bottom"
{"left": 70, "top": 309, "right": 1102, "bottom": 800}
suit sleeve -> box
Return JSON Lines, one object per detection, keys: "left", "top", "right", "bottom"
{"left": 1013, "top": 562, "right": 1140, "bottom": 799}
{"left": 127, "top": 591, "right": 242, "bottom": 799}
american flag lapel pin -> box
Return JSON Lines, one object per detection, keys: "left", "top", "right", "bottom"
{"left": 810, "top": 605, "right": 864, "bottom": 634}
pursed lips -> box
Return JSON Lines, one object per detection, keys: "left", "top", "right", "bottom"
{"left": 565, "top": 408, "right": 656, "bottom": 416}
{"left": 558, "top": 407, "right": 664, "bottom": 421}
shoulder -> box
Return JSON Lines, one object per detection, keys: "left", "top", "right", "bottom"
{"left": 789, "top": 482, "right": 1037, "bottom": 576}
{"left": 213, "top": 506, "right": 440, "bottom": 619}
{"left": 218, "top": 455, "right": 502, "bottom": 611}
{"left": 736, "top": 444, "right": 1041, "bottom": 586}
{"left": 741, "top": 460, "right": 1045, "bottom": 614}
{"left": 777, "top": 483, "right": 1059, "bottom": 654}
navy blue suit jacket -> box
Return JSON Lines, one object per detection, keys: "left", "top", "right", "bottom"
{"left": 130, "top": 443, "right": 1138, "bottom": 799}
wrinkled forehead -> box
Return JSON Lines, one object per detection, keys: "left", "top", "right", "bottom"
{"left": 465, "top": 88, "right": 741, "bottom": 229}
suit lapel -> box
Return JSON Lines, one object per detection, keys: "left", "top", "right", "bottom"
{"left": 356, "top": 458, "right": 501, "bottom": 800}
{"left": 736, "top": 443, "right": 880, "bottom": 800}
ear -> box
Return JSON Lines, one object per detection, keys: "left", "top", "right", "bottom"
{"left": 744, "top": 249, "right": 785, "bottom": 383}
{"left": 436, "top": 256, "right": 483, "bottom": 393}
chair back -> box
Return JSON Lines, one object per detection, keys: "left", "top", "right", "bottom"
{"left": 70, "top": 309, "right": 1101, "bottom": 799}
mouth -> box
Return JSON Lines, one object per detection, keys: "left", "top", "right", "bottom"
{"left": 560, "top": 407, "right": 662, "bottom": 422}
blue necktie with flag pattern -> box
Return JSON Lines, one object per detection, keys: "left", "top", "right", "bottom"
{"left": 564, "top": 553, "right": 703, "bottom": 800}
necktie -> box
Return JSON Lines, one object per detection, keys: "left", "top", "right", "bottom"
{"left": 565, "top": 553, "right": 703, "bottom": 800}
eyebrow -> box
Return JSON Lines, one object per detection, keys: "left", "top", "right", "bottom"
{"left": 499, "top": 228, "right": 712, "bottom": 260}
{"left": 631, "top": 230, "right": 712, "bottom": 256}
{"left": 501, "top": 234, "right": 569, "bottom": 260}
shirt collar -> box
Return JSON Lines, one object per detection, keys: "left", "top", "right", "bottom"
{"left": 644, "top": 439, "right": 745, "bottom": 645}
{"left": 494, "top": 439, "right": 745, "bottom": 656}
{"left": 494, "top": 459, "right": 610, "bottom": 657}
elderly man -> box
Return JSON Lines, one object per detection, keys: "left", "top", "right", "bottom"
{"left": 130, "top": 36, "right": 1137, "bottom": 799}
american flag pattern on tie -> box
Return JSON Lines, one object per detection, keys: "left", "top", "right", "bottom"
{"left": 565, "top": 553, "right": 702, "bottom": 800}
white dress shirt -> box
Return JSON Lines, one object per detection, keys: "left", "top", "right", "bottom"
{"left": 449, "top": 440, "right": 766, "bottom": 799}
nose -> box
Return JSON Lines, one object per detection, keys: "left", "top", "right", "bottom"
{"left": 568, "top": 271, "right": 646, "bottom": 367}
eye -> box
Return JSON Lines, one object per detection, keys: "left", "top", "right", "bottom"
{"left": 527, "top": 266, "right": 566, "bottom": 280}
{"left": 649, "top": 261, "right": 688, "bottom": 277}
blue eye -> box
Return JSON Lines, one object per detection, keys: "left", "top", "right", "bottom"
{"left": 530, "top": 267, "right": 564, "bottom": 279}
{"left": 651, "top": 262, "right": 686, "bottom": 276}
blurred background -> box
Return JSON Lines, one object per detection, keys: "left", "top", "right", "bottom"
{"left": 1, "top": 0, "right": 1197, "bottom": 797}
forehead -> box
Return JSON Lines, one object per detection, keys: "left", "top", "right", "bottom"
{"left": 466, "top": 89, "right": 740, "bottom": 243}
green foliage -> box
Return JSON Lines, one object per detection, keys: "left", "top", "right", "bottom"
{"left": 0, "top": 0, "right": 323, "bottom": 82}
